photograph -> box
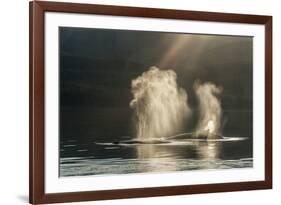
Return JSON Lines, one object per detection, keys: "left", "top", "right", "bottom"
{"left": 0, "top": 0, "right": 276, "bottom": 203}
{"left": 59, "top": 27, "right": 253, "bottom": 177}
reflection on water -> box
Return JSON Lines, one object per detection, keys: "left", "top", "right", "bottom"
{"left": 197, "top": 141, "right": 221, "bottom": 160}
{"left": 60, "top": 137, "right": 253, "bottom": 177}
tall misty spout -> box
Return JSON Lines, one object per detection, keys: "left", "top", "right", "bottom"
{"left": 194, "top": 81, "right": 223, "bottom": 138}
{"left": 130, "top": 66, "right": 191, "bottom": 140}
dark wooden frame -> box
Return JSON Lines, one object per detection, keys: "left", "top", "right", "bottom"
{"left": 29, "top": 1, "right": 272, "bottom": 204}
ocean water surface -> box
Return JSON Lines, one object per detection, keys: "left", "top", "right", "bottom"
{"left": 60, "top": 135, "right": 253, "bottom": 177}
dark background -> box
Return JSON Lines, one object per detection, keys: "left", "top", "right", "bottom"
{"left": 59, "top": 27, "right": 253, "bottom": 146}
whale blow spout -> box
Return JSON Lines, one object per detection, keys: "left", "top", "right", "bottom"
{"left": 130, "top": 66, "right": 191, "bottom": 140}
{"left": 194, "top": 80, "right": 223, "bottom": 139}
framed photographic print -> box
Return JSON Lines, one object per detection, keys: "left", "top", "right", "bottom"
{"left": 29, "top": 1, "right": 272, "bottom": 204}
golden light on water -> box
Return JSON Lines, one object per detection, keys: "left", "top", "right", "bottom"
{"left": 197, "top": 141, "right": 221, "bottom": 161}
